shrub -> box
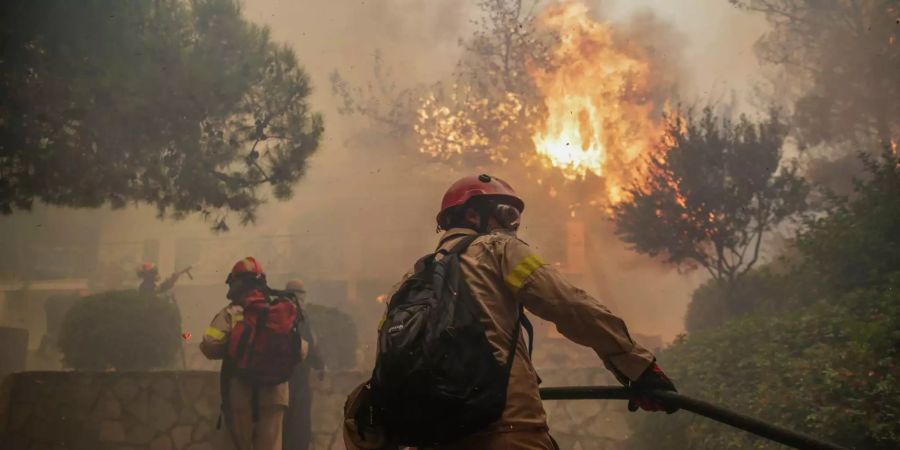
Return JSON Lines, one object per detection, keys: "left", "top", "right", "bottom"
{"left": 59, "top": 290, "right": 182, "bottom": 370}
{"left": 306, "top": 304, "right": 358, "bottom": 371}
{"left": 626, "top": 277, "right": 900, "bottom": 449}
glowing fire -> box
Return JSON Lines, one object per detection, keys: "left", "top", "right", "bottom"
{"left": 529, "top": 1, "right": 662, "bottom": 200}
{"left": 413, "top": 0, "right": 667, "bottom": 206}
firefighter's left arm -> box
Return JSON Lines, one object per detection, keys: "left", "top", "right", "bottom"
{"left": 303, "top": 325, "right": 326, "bottom": 371}
{"left": 500, "top": 237, "right": 655, "bottom": 382}
{"left": 200, "top": 305, "right": 236, "bottom": 360}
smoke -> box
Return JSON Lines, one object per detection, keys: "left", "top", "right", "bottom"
{"left": 0, "top": 0, "right": 779, "bottom": 367}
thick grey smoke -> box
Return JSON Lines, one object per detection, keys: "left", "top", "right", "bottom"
{"left": 0, "top": 1, "right": 773, "bottom": 365}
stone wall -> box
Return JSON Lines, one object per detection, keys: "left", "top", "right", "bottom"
{"left": 541, "top": 368, "right": 631, "bottom": 450}
{"left": 1, "top": 371, "right": 228, "bottom": 450}
{"left": 1, "top": 368, "right": 631, "bottom": 450}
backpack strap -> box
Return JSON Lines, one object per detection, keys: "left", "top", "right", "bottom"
{"left": 521, "top": 313, "right": 534, "bottom": 358}
{"left": 503, "top": 306, "right": 526, "bottom": 375}
{"left": 442, "top": 233, "right": 480, "bottom": 256}
{"left": 443, "top": 234, "right": 533, "bottom": 371}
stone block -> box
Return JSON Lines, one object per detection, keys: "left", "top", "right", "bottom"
{"left": 150, "top": 434, "right": 174, "bottom": 450}
{"left": 185, "top": 443, "right": 214, "bottom": 450}
{"left": 191, "top": 420, "right": 213, "bottom": 442}
{"left": 113, "top": 377, "right": 141, "bottom": 402}
{"left": 151, "top": 377, "right": 177, "bottom": 401}
{"left": 177, "top": 402, "right": 199, "bottom": 425}
{"left": 178, "top": 376, "right": 205, "bottom": 403}
{"left": 126, "top": 391, "right": 151, "bottom": 424}
{"left": 193, "top": 395, "right": 217, "bottom": 418}
{"left": 552, "top": 434, "right": 576, "bottom": 450}
{"left": 99, "top": 420, "right": 126, "bottom": 442}
{"left": 171, "top": 425, "right": 193, "bottom": 449}
{"left": 548, "top": 406, "right": 575, "bottom": 434}
{"left": 586, "top": 411, "right": 629, "bottom": 440}
{"left": 95, "top": 391, "right": 123, "bottom": 419}
{"left": 126, "top": 422, "right": 156, "bottom": 444}
{"left": 147, "top": 394, "right": 178, "bottom": 431}
{"left": 564, "top": 398, "right": 603, "bottom": 427}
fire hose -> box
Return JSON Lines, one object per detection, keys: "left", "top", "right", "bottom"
{"left": 539, "top": 386, "right": 848, "bottom": 450}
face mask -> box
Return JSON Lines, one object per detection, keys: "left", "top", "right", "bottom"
{"left": 492, "top": 203, "right": 521, "bottom": 232}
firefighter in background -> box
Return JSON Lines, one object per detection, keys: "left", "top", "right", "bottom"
{"left": 344, "top": 175, "right": 677, "bottom": 450}
{"left": 137, "top": 262, "right": 192, "bottom": 296}
{"left": 283, "top": 279, "right": 326, "bottom": 450}
{"left": 201, "top": 257, "right": 308, "bottom": 450}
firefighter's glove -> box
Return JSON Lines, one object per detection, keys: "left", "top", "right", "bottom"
{"left": 627, "top": 363, "right": 678, "bottom": 414}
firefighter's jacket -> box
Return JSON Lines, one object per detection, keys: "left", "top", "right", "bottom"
{"left": 200, "top": 303, "right": 308, "bottom": 409}
{"left": 345, "top": 228, "right": 655, "bottom": 447}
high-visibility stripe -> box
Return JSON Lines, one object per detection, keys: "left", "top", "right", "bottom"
{"left": 232, "top": 313, "right": 244, "bottom": 323}
{"left": 505, "top": 254, "right": 546, "bottom": 292}
{"left": 204, "top": 326, "right": 226, "bottom": 340}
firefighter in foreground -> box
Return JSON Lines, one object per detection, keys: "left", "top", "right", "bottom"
{"left": 344, "top": 175, "right": 678, "bottom": 450}
{"left": 201, "top": 257, "right": 308, "bottom": 450}
{"left": 283, "top": 279, "right": 326, "bottom": 450}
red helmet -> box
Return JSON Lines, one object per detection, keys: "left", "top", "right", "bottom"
{"left": 137, "top": 262, "right": 158, "bottom": 277}
{"left": 226, "top": 256, "right": 266, "bottom": 284}
{"left": 437, "top": 174, "right": 525, "bottom": 227}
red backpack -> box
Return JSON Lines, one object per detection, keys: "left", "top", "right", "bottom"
{"left": 226, "top": 289, "right": 305, "bottom": 385}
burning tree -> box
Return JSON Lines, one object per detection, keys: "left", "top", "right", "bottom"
{"left": 0, "top": 0, "right": 323, "bottom": 230}
{"left": 612, "top": 108, "right": 808, "bottom": 286}
{"left": 334, "top": 0, "right": 684, "bottom": 213}
{"left": 415, "top": 0, "right": 679, "bottom": 207}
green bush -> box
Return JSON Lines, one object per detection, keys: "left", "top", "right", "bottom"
{"left": 59, "top": 290, "right": 182, "bottom": 370}
{"left": 685, "top": 268, "right": 790, "bottom": 333}
{"left": 306, "top": 304, "right": 358, "bottom": 370}
{"left": 627, "top": 277, "right": 900, "bottom": 449}
{"left": 629, "top": 150, "right": 900, "bottom": 449}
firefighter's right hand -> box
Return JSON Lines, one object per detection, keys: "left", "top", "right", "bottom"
{"left": 627, "top": 362, "right": 678, "bottom": 414}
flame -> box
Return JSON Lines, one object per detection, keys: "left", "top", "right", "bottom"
{"left": 529, "top": 1, "right": 663, "bottom": 201}
{"left": 413, "top": 0, "right": 669, "bottom": 207}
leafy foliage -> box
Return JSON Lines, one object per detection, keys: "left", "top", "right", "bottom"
{"left": 613, "top": 108, "right": 808, "bottom": 284}
{"left": 628, "top": 281, "right": 899, "bottom": 450}
{"left": 306, "top": 304, "right": 358, "bottom": 371}
{"left": 730, "top": 0, "right": 899, "bottom": 147}
{"left": 0, "top": 0, "right": 323, "bottom": 229}
{"left": 59, "top": 290, "right": 182, "bottom": 371}
{"left": 628, "top": 150, "right": 900, "bottom": 450}
{"left": 795, "top": 149, "right": 900, "bottom": 293}
{"left": 684, "top": 266, "right": 788, "bottom": 332}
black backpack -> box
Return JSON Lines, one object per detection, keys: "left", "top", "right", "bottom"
{"left": 369, "top": 234, "right": 532, "bottom": 447}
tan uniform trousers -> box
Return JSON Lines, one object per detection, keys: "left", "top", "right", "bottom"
{"left": 226, "top": 404, "right": 286, "bottom": 450}
{"left": 224, "top": 378, "right": 290, "bottom": 450}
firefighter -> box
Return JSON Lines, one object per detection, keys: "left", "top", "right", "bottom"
{"left": 345, "top": 175, "right": 677, "bottom": 450}
{"left": 283, "top": 279, "right": 326, "bottom": 450}
{"left": 136, "top": 262, "right": 160, "bottom": 295}
{"left": 137, "top": 261, "right": 191, "bottom": 296}
{"left": 201, "top": 257, "right": 307, "bottom": 450}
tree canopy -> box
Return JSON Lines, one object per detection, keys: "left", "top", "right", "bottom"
{"left": 731, "top": 0, "right": 899, "bottom": 147}
{"left": 612, "top": 108, "right": 808, "bottom": 284}
{"left": 0, "top": 0, "right": 323, "bottom": 229}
